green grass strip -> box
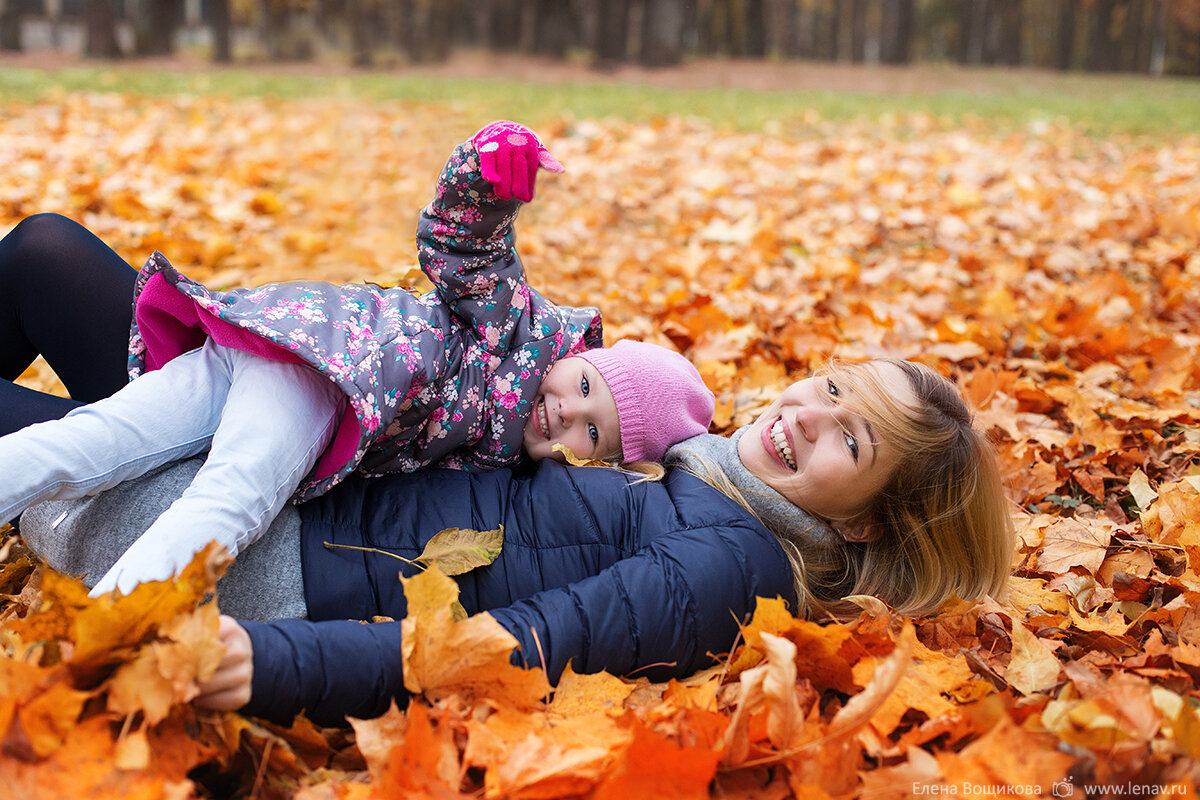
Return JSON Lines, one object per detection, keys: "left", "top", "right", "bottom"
{"left": 1, "top": 62, "right": 1197, "bottom": 137}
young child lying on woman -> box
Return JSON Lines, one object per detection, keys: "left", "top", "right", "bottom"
{"left": 0, "top": 121, "right": 714, "bottom": 597}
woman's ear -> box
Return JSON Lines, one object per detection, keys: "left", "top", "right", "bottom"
{"left": 836, "top": 514, "right": 881, "bottom": 543}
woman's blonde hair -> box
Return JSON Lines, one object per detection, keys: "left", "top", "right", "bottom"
{"left": 700, "top": 358, "right": 1013, "bottom": 620}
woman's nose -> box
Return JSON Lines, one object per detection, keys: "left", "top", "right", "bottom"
{"left": 792, "top": 405, "right": 832, "bottom": 440}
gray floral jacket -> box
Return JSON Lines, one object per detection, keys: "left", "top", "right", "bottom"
{"left": 126, "top": 139, "right": 603, "bottom": 501}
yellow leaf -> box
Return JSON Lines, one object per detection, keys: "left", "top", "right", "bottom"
{"left": 8, "top": 542, "right": 230, "bottom": 667}
{"left": 867, "top": 635, "right": 974, "bottom": 738}
{"left": 417, "top": 525, "right": 504, "bottom": 576}
{"left": 15, "top": 683, "right": 90, "bottom": 759}
{"left": 549, "top": 662, "right": 638, "bottom": 718}
{"left": 552, "top": 443, "right": 615, "bottom": 468}
{"left": 1127, "top": 468, "right": 1157, "bottom": 511}
{"left": 1005, "top": 622, "right": 1061, "bottom": 696}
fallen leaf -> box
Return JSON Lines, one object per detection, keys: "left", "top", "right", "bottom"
{"left": 417, "top": 526, "right": 504, "bottom": 576}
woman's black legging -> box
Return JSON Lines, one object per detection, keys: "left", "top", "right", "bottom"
{"left": 0, "top": 213, "right": 138, "bottom": 436}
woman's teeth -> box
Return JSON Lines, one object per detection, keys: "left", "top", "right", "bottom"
{"left": 537, "top": 398, "right": 550, "bottom": 439}
{"left": 770, "top": 419, "right": 796, "bottom": 469}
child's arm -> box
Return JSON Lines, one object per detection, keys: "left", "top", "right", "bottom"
{"left": 416, "top": 122, "right": 564, "bottom": 355}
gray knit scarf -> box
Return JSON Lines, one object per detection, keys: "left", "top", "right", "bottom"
{"left": 663, "top": 426, "right": 839, "bottom": 548}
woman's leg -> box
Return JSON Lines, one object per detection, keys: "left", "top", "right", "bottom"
{"left": 0, "top": 213, "right": 138, "bottom": 434}
{"left": 20, "top": 458, "right": 309, "bottom": 621}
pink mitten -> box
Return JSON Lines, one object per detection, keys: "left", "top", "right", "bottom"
{"left": 472, "top": 121, "right": 564, "bottom": 203}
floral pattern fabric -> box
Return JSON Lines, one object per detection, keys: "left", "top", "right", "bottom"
{"left": 127, "top": 139, "right": 603, "bottom": 501}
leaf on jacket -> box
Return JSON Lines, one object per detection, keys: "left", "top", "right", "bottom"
{"left": 416, "top": 526, "right": 504, "bottom": 576}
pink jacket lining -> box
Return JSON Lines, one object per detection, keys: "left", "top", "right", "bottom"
{"left": 136, "top": 272, "right": 362, "bottom": 483}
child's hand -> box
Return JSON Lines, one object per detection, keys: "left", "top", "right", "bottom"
{"left": 472, "top": 121, "right": 564, "bottom": 203}
{"left": 195, "top": 615, "right": 254, "bottom": 711}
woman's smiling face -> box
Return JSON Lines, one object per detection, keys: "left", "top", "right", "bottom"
{"left": 736, "top": 361, "right": 915, "bottom": 528}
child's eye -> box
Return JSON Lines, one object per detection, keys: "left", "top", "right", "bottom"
{"left": 589, "top": 423, "right": 599, "bottom": 443}
{"left": 581, "top": 375, "right": 590, "bottom": 396}
{"left": 844, "top": 431, "right": 860, "bottom": 463}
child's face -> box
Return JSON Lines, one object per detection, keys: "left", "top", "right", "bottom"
{"left": 523, "top": 357, "right": 622, "bottom": 463}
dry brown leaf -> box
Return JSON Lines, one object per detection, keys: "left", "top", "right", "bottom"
{"left": 416, "top": 526, "right": 504, "bottom": 576}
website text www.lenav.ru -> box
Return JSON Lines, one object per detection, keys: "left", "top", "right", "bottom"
{"left": 911, "top": 781, "right": 1190, "bottom": 797}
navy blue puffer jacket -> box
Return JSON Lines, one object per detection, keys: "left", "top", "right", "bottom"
{"left": 239, "top": 460, "right": 797, "bottom": 726}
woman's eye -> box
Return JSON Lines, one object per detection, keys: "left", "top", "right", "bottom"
{"left": 588, "top": 423, "right": 599, "bottom": 443}
{"left": 827, "top": 379, "right": 840, "bottom": 398}
{"left": 581, "top": 375, "right": 590, "bottom": 396}
{"left": 844, "top": 431, "right": 860, "bottom": 463}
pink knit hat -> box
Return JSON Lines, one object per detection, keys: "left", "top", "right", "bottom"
{"left": 576, "top": 340, "right": 715, "bottom": 462}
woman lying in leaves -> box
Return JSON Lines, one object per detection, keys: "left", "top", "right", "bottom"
{"left": 0, "top": 190, "right": 1014, "bottom": 732}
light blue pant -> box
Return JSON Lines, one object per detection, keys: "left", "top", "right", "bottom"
{"left": 0, "top": 338, "right": 343, "bottom": 596}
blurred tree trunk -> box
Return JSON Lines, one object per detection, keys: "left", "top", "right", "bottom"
{"left": 778, "top": 0, "right": 795, "bottom": 57}
{"left": 957, "top": 0, "right": 986, "bottom": 64}
{"left": 258, "top": 0, "right": 289, "bottom": 59}
{"left": 132, "top": 0, "right": 182, "bottom": 56}
{"left": 849, "top": 0, "right": 866, "bottom": 61}
{"left": 349, "top": 1, "right": 371, "bottom": 66}
{"left": 640, "top": 0, "right": 683, "bottom": 66}
{"left": 1086, "top": 0, "right": 1118, "bottom": 70}
{"left": 1121, "top": 0, "right": 1152, "bottom": 71}
{"left": 210, "top": 0, "right": 231, "bottom": 62}
{"left": 400, "top": 0, "right": 453, "bottom": 63}
{"left": 484, "top": 0, "right": 521, "bottom": 51}
{"left": 744, "top": 0, "right": 767, "bottom": 56}
{"left": 428, "top": 0, "right": 455, "bottom": 61}
{"left": 1166, "top": 0, "right": 1200, "bottom": 74}
{"left": 880, "top": 0, "right": 914, "bottom": 64}
{"left": 531, "top": 0, "right": 571, "bottom": 57}
{"left": 84, "top": 0, "right": 122, "bottom": 57}
{"left": 46, "top": 0, "right": 64, "bottom": 49}
{"left": 814, "top": 0, "right": 839, "bottom": 60}
{"left": 695, "top": 0, "right": 717, "bottom": 54}
{"left": 994, "top": 0, "right": 1021, "bottom": 64}
{"left": 0, "top": 0, "right": 22, "bottom": 51}
{"left": 1055, "top": 0, "right": 1076, "bottom": 69}
{"left": 1148, "top": 0, "right": 1165, "bottom": 74}
{"left": 594, "top": 0, "right": 630, "bottom": 66}
{"left": 792, "top": 1, "right": 818, "bottom": 59}
{"left": 708, "top": 0, "right": 742, "bottom": 56}
{"left": 407, "top": 0, "right": 433, "bottom": 60}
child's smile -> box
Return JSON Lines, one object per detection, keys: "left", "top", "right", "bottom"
{"left": 522, "top": 357, "right": 621, "bottom": 463}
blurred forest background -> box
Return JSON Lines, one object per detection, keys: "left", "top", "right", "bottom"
{"left": 2, "top": 0, "right": 1200, "bottom": 77}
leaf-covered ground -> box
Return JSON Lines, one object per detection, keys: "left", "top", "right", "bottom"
{"left": 1, "top": 93, "right": 1198, "bottom": 799}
